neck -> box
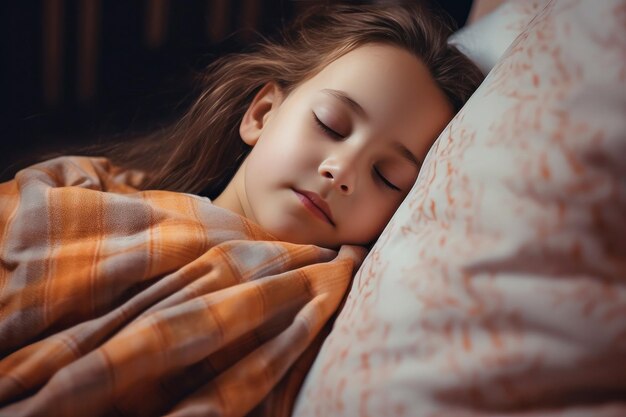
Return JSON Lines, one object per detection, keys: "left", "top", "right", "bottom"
{"left": 213, "top": 162, "right": 247, "bottom": 219}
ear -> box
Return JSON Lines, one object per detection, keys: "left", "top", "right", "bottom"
{"left": 240, "top": 82, "right": 283, "bottom": 146}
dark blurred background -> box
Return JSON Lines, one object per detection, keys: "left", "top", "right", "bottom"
{"left": 0, "top": 0, "right": 472, "bottom": 181}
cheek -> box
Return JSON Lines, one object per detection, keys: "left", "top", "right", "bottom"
{"left": 370, "top": 200, "right": 398, "bottom": 230}
{"left": 255, "top": 126, "right": 317, "bottom": 172}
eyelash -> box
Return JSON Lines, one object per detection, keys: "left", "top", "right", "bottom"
{"left": 312, "top": 112, "right": 401, "bottom": 192}
{"left": 374, "top": 167, "right": 401, "bottom": 191}
{"left": 312, "top": 112, "right": 343, "bottom": 139}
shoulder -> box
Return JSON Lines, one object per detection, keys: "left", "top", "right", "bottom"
{"left": 15, "top": 155, "right": 146, "bottom": 193}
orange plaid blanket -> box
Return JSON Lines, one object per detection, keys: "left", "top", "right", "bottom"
{"left": 0, "top": 156, "right": 365, "bottom": 417}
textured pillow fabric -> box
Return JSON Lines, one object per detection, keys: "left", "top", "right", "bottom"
{"left": 449, "top": 0, "right": 551, "bottom": 74}
{"left": 293, "top": 0, "right": 626, "bottom": 415}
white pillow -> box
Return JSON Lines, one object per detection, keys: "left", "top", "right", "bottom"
{"left": 294, "top": 0, "right": 626, "bottom": 415}
{"left": 449, "top": 0, "right": 550, "bottom": 74}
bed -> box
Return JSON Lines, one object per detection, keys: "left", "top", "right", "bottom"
{"left": 1, "top": 0, "right": 625, "bottom": 416}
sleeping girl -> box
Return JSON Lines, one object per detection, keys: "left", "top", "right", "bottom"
{"left": 0, "top": 2, "right": 482, "bottom": 416}
{"left": 68, "top": 1, "right": 483, "bottom": 249}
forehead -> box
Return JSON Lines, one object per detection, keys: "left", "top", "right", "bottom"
{"left": 298, "top": 44, "right": 449, "bottom": 125}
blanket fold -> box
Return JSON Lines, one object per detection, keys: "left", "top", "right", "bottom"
{"left": 0, "top": 156, "right": 365, "bottom": 417}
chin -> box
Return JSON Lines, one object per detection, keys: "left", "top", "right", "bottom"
{"left": 255, "top": 212, "right": 329, "bottom": 247}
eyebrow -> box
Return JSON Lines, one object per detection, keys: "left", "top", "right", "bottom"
{"left": 393, "top": 141, "right": 421, "bottom": 168}
{"left": 322, "top": 88, "right": 422, "bottom": 168}
{"left": 322, "top": 89, "right": 368, "bottom": 119}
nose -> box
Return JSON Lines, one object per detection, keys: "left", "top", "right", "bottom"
{"left": 318, "top": 156, "right": 357, "bottom": 195}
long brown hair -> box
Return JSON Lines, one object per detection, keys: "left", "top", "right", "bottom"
{"left": 81, "top": 1, "right": 483, "bottom": 199}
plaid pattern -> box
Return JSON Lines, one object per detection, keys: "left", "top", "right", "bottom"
{"left": 0, "top": 156, "right": 365, "bottom": 417}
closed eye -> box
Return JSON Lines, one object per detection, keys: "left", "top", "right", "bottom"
{"left": 312, "top": 112, "right": 344, "bottom": 139}
{"left": 374, "top": 167, "right": 401, "bottom": 192}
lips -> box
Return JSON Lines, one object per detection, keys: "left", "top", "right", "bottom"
{"left": 293, "top": 189, "right": 335, "bottom": 226}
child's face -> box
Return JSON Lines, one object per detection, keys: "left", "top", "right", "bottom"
{"left": 216, "top": 44, "right": 453, "bottom": 249}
